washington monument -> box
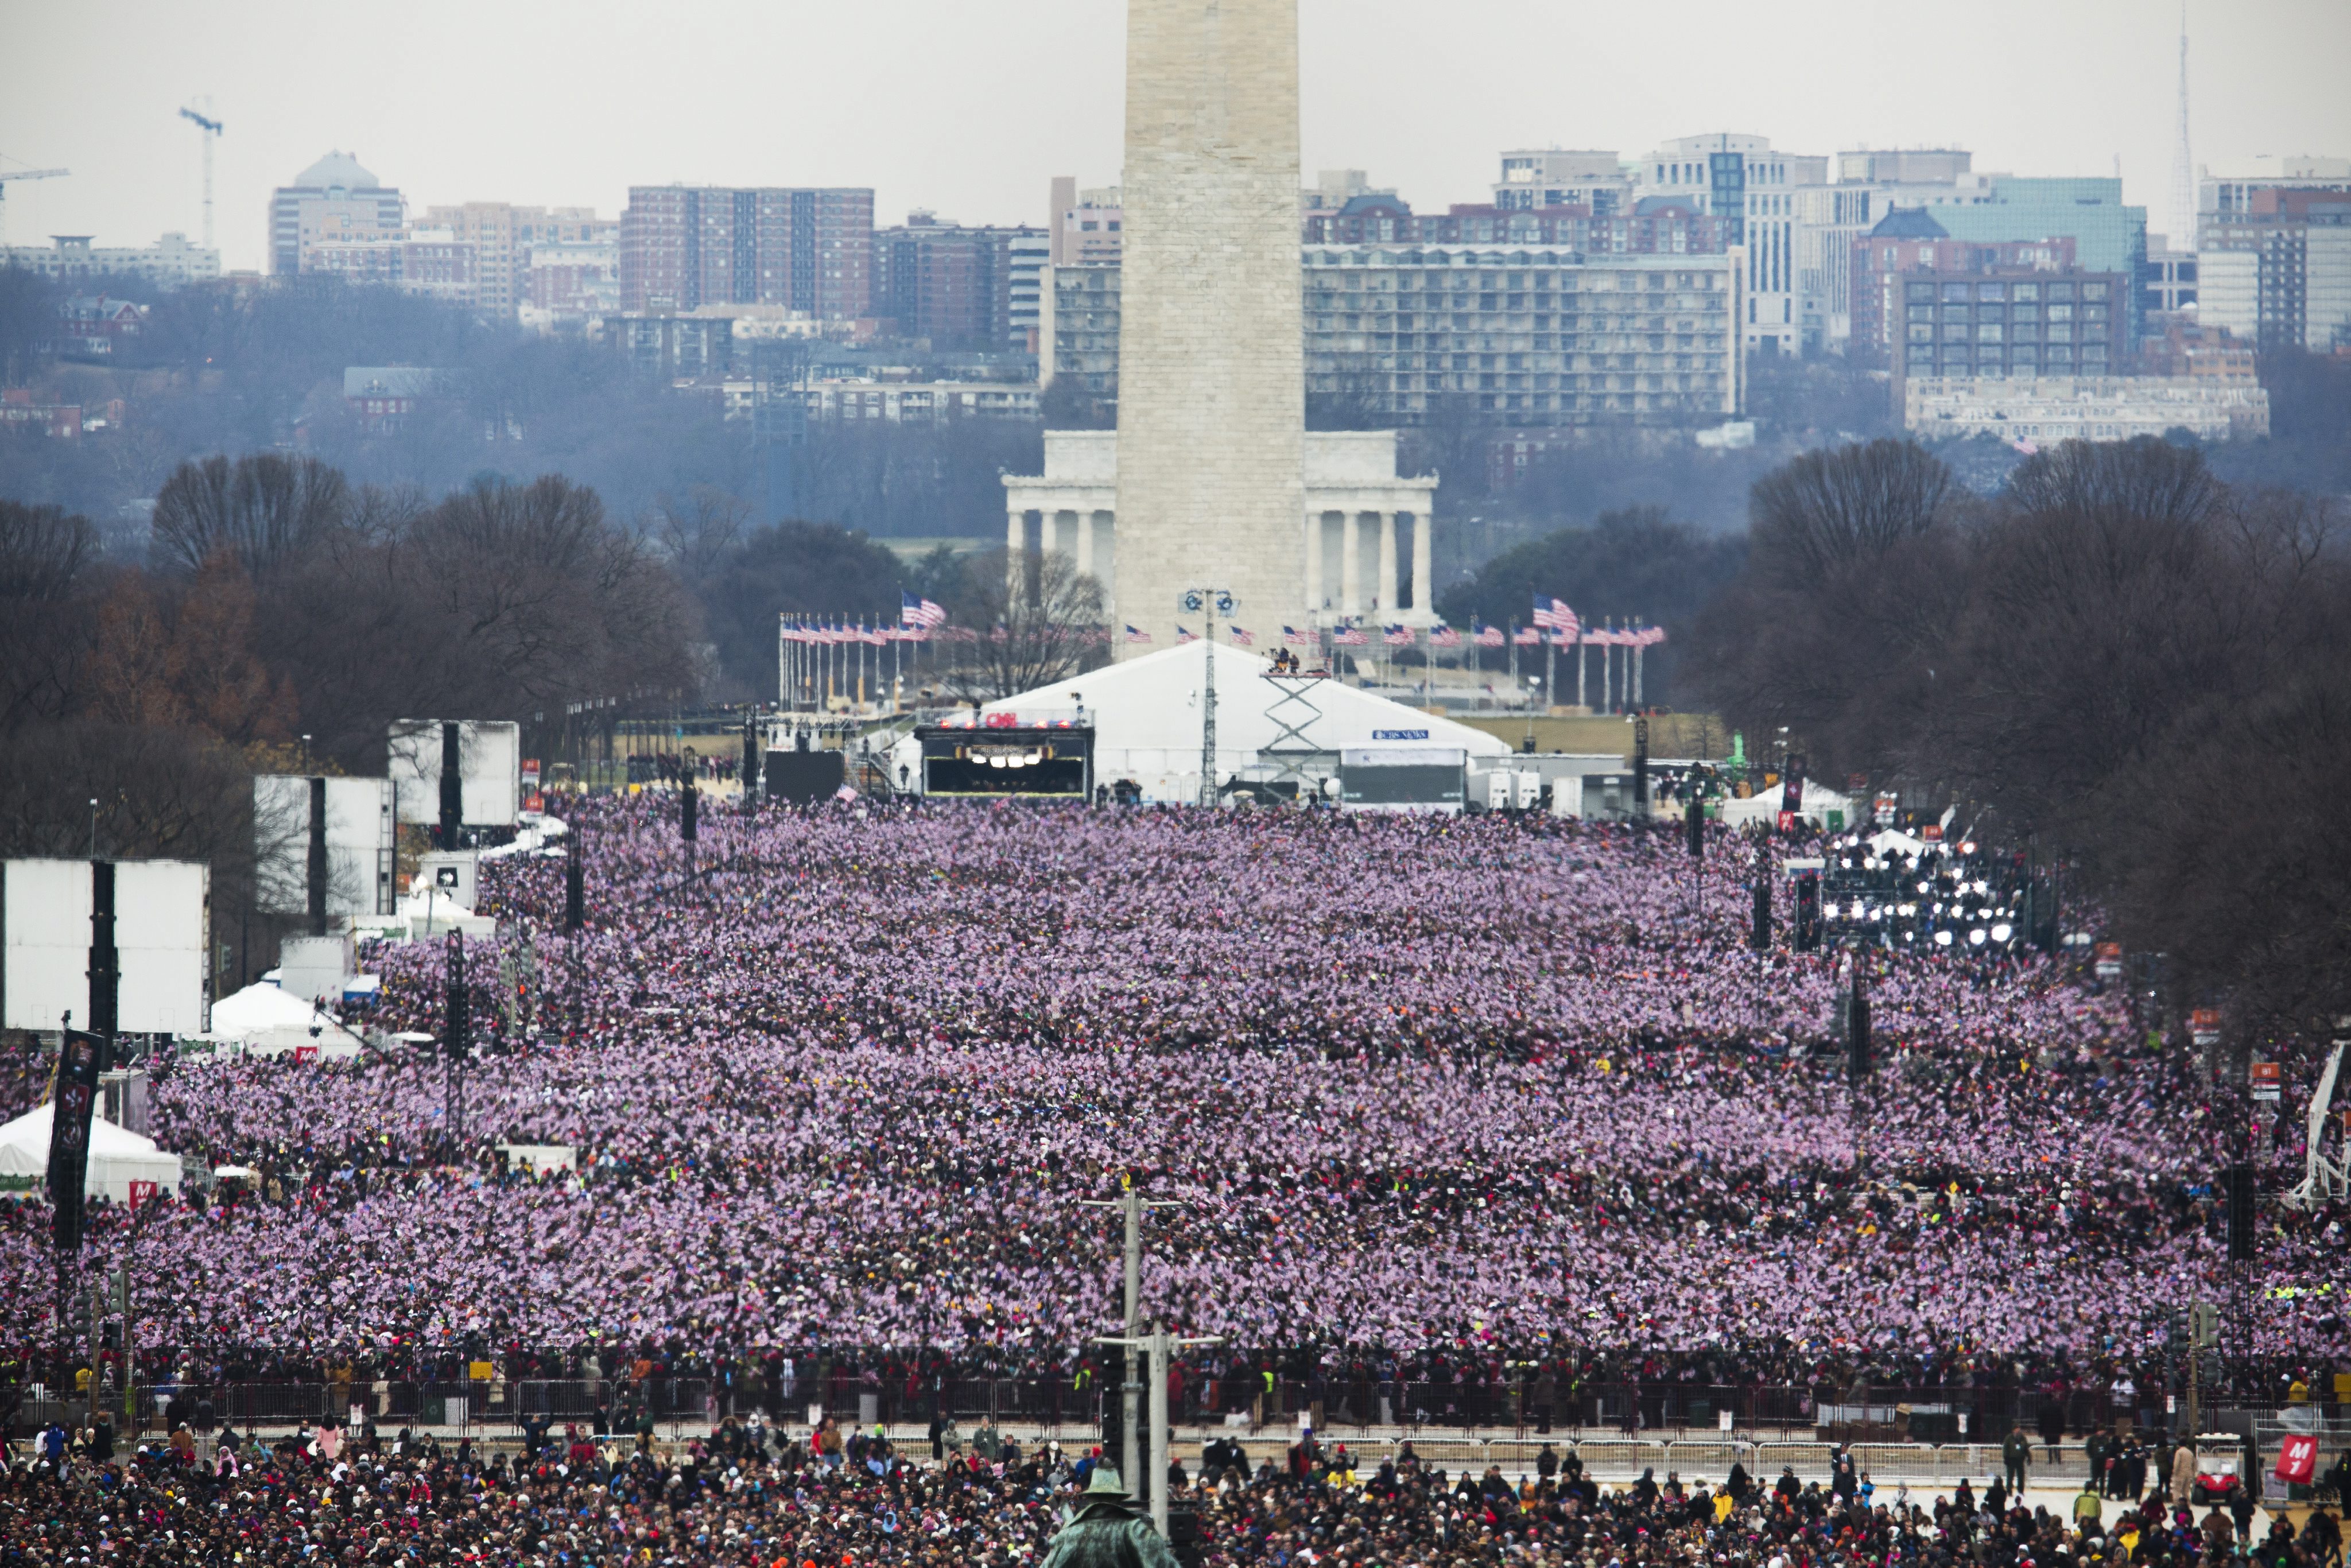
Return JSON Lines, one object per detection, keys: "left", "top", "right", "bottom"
{"left": 1113, "top": 0, "right": 1305, "bottom": 653}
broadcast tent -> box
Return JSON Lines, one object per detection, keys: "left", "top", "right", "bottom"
{"left": 0, "top": 1100, "right": 181, "bottom": 1203}
{"left": 903, "top": 639, "right": 1510, "bottom": 804}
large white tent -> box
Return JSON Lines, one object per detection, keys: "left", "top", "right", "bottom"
{"left": 0, "top": 1100, "right": 181, "bottom": 1203}
{"left": 904, "top": 641, "right": 1510, "bottom": 804}
{"left": 201, "top": 981, "right": 366, "bottom": 1058}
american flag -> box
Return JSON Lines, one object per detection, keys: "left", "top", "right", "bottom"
{"left": 1429, "top": 625, "right": 1463, "bottom": 648}
{"left": 1332, "top": 625, "right": 1368, "bottom": 647}
{"left": 901, "top": 592, "right": 946, "bottom": 629}
{"left": 1383, "top": 624, "right": 1416, "bottom": 647}
{"left": 1282, "top": 625, "right": 1314, "bottom": 646}
{"left": 1226, "top": 626, "right": 1255, "bottom": 646}
{"left": 859, "top": 623, "right": 889, "bottom": 645}
{"left": 1175, "top": 626, "right": 1198, "bottom": 644}
{"left": 1513, "top": 625, "right": 1542, "bottom": 646}
{"left": 1124, "top": 624, "right": 1151, "bottom": 644}
{"left": 1637, "top": 624, "right": 1668, "bottom": 647}
{"left": 1474, "top": 621, "right": 1505, "bottom": 649}
{"left": 1531, "top": 595, "right": 1576, "bottom": 631}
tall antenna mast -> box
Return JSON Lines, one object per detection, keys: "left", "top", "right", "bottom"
{"left": 2170, "top": 3, "right": 2194, "bottom": 250}
{"left": 179, "top": 99, "right": 223, "bottom": 252}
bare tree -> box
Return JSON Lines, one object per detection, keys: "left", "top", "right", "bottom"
{"left": 936, "top": 548, "right": 1108, "bottom": 702}
{"left": 0, "top": 500, "right": 99, "bottom": 731}
{"left": 1747, "top": 438, "right": 1957, "bottom": 590}
{"left": 151, "top": 453, "right": 351, "bottom": 577}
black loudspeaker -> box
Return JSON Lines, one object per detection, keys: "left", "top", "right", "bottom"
{"left": 1847, "top": 989, "right": 1871, "bottom": 1082}
{"left": 564, "top": 853, "right": 584, "bottom": 934}
{"left": 2225, "top": 1162, "right": 2255, "bottom": 1260}
{"left": 1750, "top": 879, "right": 1772, "bottom": 952}
{"left": 1686, "top": 795, "right": 1705, "bottom": 859}
{"left": 444, "top": 933, "right": 470, "bottom": 1063}
{"left": 1793, "top": 872, "right": 1822, "bottom": 952}
{"left": 680, "top": 780, "right": 698, "bottom": 843}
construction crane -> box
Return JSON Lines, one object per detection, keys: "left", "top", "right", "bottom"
{"left": 0, "top": 162, "right": 69, "bottom": 247}
{"left": 179, "top": 103, "right": 224, "bottom": 252}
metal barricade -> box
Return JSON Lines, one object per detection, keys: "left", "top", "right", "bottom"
{"left": 1850, "top": 1443, "right": 1938, "bottom": 1482}
{"left": 1756, "top": 1440, "right": 1835, "bottom": 1480}
{"left": 1666, "top": 1439, "right": 1757, "bottom": 1482}
{"left": 1571, "top": 1438, "right": 1670, "bottom": 1480}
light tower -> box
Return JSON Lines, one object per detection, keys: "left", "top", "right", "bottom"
{"left": 179, "top": 101, "right": 224, "bottom": 252}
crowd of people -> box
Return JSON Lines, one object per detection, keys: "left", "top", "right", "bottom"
{"left": 5, "top": 1408, "right": 2344, "bottom": 1568}
{"left": 3, "top": 798, "right": 2344, "bottom": 1395}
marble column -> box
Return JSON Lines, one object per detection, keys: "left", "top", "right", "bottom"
{"left": 1303, "top": 510, "right": 1322, "bottom": 619}
{"left": 1076, "top": 510, "right": 1095, "bottom": 579}
{"left": 1340, "top": 511, "right": 1361, "bottom": 616}
{"left": 1376, "top": 511, "right": 1398, "bottom": 618}
{"left": 1409, "top": 511, "right": 1432, "bottom": 620}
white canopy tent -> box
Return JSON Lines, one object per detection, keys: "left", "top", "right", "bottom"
{"left": 1718, "top": 782, "right": 1857, "bottom": 830}
{"left": 201, "top": 981, "right": 366, "bottom": 1058}
{"left": 0, "top": 1100, "right": 181, "bottom": 1203}
{"left": 905, "top": 641, "right": 1510, "bottom": 804}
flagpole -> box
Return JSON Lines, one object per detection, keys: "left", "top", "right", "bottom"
{"left": 1545, "top": 633, "right": 1555, "bottom": 713}
{"left": 1577, "top": 635, "right": 1586, "bottom": 713}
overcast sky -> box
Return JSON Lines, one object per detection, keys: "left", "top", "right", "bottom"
{"left": 5, "top": 0, "right": 2348, "bottom": 275}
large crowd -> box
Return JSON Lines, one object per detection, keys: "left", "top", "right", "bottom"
{"left": 6, "top": 1411, "right": 2345, "bottom": 1568}
{"left": 4, "top": 799, "right": 2345, "bottom": 1393}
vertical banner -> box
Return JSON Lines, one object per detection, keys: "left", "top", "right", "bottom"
{"left": 49, "top": 1029, "right": 105, "bottom": 1250}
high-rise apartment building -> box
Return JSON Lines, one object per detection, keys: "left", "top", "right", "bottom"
{"left": 1848, "top": 209, "right": 2108, "bottom": 371}
{"left": 2198, "top": 187, "right": 2351, "bottom": 352}
{"left": 1044, "top": 247, "right": 1740, "bottom": 427}
{"left": 419, "top": 203, "right": 614, "bottom": 317}
{"left": 619, "top": 185, "right": 875, "bottom": 319}
{"left": 875, "top": 214, "right": 1045, "bottom": 351}
{"left": 1046, "top": 177, "right": 1124, "bottom": 266}
{"left": 1633, "top": 134, "right": 1828, "bottom": 356}
{"left": 1926, "top": 177, "right": 2149, "bottom": 346}
{"left": 270, "top": 153, "right": 405, "bottom": 278}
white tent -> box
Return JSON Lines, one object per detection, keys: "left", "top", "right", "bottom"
{"left": 202, "top": 982, "right": 366, "bottom": 1058}
{"left": 910, "top": 641, "right": 1510, "bottom": 804}
{"left": 0, "top": 1100, "right": 181, "bottom": 1203}
{"left": 1718, "top": 782, "right": 1857, "bottom": 830}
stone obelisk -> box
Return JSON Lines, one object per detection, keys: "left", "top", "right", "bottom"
{"left": 1113, "top": 0, "right": 1304, "bottom": 654}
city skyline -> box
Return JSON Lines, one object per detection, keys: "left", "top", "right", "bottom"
{"left": 5, "top": 0, "right": 2348, "bottom": 275}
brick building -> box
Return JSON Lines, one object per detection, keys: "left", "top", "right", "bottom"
{"left": 875, "top": 214, "right": 1044, "bottom": 351}
{"left": 618, "top": 185, "right": 875, "bottom": 319}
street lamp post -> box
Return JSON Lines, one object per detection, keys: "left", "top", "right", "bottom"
{"left": 1178, "top": 589, "right": 1237, "bottom": 809}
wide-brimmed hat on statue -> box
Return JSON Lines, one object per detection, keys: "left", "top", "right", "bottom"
{"left": 1084, "top": 1466, "right": 1128, "bottom": 1496}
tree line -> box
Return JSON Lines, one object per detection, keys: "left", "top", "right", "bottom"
{"left": 1692, "top": 435, "right": 2350, "bottom": 1029}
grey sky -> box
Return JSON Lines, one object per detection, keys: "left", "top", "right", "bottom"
{"left": 4, "top": 0, "right": 2347, "bottom": 275}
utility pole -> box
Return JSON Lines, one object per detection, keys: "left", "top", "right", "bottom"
{"left": 1097, "top": 1322, "right": 1222, "bottom": 1539}
{"left": 1078, "top": 1183, "right": 1182, "bottom": 1499}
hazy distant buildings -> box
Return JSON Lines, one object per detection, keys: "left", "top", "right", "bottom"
{"left": 875, "top": 213, "right": 1045, "bottom": 351}
{"left": 420, "top": 203, "right": 614, "bottom": 318}
{"left": 1632, "top": 134, "right": 1827, "bottom": 358}
{"left": 1902, "top": 375, "right": 2267, "bottom": 443}
{"left": 2196, "top": 186, "right": 2351, "bottom": 352}
{"left": 2, "top": 233, "right": 219, "bottom": 289}
{"left": 1491, "top": 150, "right": 1628, "bottom": 215}
{"left": 1047, "top": 178, "right": 1124, "bottom": 266}
{"left": 1848, "top": 212, "right": 2118, "bottom": 374}
{"left": 270, "top": 152, "right": 405, "bottom": 278}
{"left": 619, "top": 185, "right": 875, "bottom": 319}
